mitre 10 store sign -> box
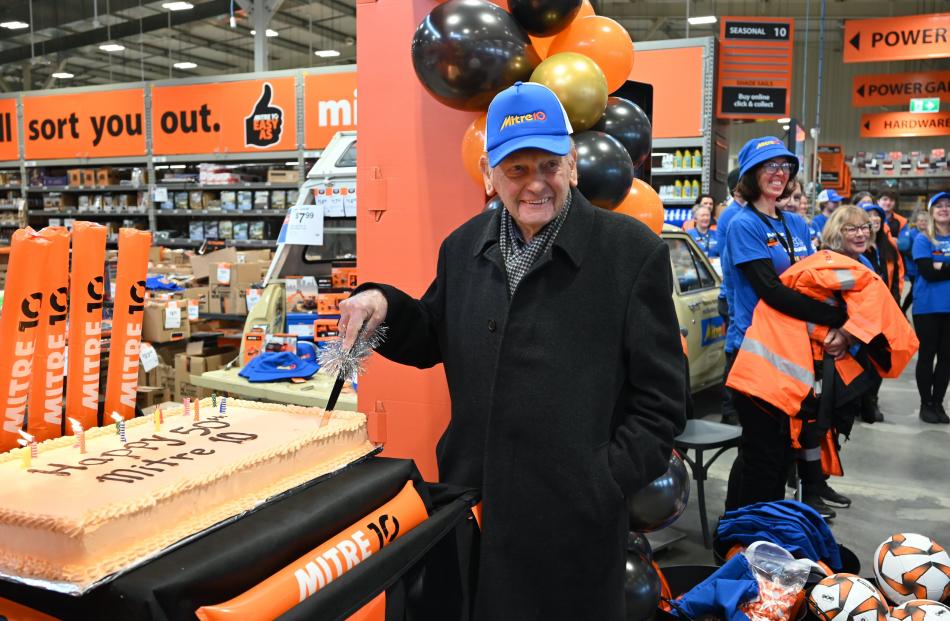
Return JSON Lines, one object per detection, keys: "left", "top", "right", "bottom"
{"left": 718, "top": 17, "right": 794, "bottom": 119}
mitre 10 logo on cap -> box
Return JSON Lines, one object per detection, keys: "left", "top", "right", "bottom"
{"left": 245, "top": 83, "right": 283, "bottom": 148}
{"left": 500, "top": 110, "right": 547, "bottom": 130}
{"left": 756, "top": 139, "right": 782, "bottom": 150}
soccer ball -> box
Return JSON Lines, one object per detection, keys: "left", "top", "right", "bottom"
{"left": 874, "top": 533, "right": 950, "bottom": 605}
{"left": 808, "top": 573, "right": 889, "bottom": 621}
{"left": 887, "top": 600, "right": 950, "bottom": 621}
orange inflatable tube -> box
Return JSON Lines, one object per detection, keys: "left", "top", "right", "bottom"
{"left": 0, "top": 229, "right": 51, "bottom": 452}
{"left": 64, "top": 222, "right": 108, "bottom": 431}
{"left": 27, "top": 227, "right": 70, "bottom": 442}
{"left": 0, "top": 596, "right": 61, "bottom": 621}
{"left": 196, "top": 481, "right": 427, "bottom": 621}
{"left": 103, "top": 228, "right": 151, "bottom": 421}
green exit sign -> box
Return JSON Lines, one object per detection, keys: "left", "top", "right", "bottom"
{"left": 909, "top": 98, "right": 940, "bottom": 114}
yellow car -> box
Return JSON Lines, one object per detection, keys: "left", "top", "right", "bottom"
{"left": 661, "top": 225, "right": 725, "bottom": 392}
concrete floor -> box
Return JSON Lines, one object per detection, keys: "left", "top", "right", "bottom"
{"left": 655, "top": 355, "right": 950, "bottom": 574}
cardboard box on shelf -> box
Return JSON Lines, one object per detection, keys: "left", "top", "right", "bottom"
{"left": 219, "top": 220, "right": 233, "bottom": 239}
{"left": 249, "top": 221, "right": 265, "bottom": 240}
{"left": 266, "top": 168, "right": 300, "bottom": 183}
{"left": 317, "top": 292, "right": 346, "bottom": 315}
{"left": 81, "top": 169, "right": 96, "bottom": 187}
{"left": 271, "top": 191, "right": 286, "bottom": 210}
{"left": 96, "top": 168, "right": 121, "bottom": 187}
{"left": 182, "top": 286, "right": 209, "bottom": 313}
{"left": 221, "top": 191, "right": 237, "bottom": 211}
{"left": 233, "top": 222, "right": 249, "bottom": 240}
{"left": 174, "top": 343, "right": 238, "bottom": 401}
{"left": 331, "top": 266, "right": 357, "bottom": 289}
{"left": 237, "top": 191, "right": 253, "bottom": 211}
{"left": 143, "top": 301, "right": 191, "bottom": 343}
{"left": 238, "top": 249, "right": 271, "bottom": 263}
{"left": 253, "top": 191, "right": 269, "bottom": 210}
{"left": 286, "top": 277, "right": 319, "bottom": 313}
{"left": 174, "top": 192, "right": 189, "bottom": 210}
{"left": 67, "top": 169, "right": 83, "bottom": 187}
{"left": 190, "top": 246, "right": 238, "bottom": 280}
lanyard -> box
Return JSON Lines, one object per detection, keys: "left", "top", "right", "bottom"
{"left": 748, "top": 205, "right": 796, "bottom": 265}
{"left": 695, "top": 229, "right": 710, "bottom": 252}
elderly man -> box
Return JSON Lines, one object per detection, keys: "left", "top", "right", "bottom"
{"left": 339, "top": 82, "right": 686, "bottom": 620}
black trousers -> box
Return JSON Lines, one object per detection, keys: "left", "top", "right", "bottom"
{"left": 914, "top": 312, "right": 950, "bottom": 404}
{"left": 725, "top": 394, "right": 793, "bottom": 511}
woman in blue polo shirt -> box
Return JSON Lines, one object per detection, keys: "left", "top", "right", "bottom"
{"left": 913, "top": 192, "right": 950, "bottom": 424}
{"left": 723, "top": 136, "right": 851, "bottom": 513}
{"left": 687, "top": 200, "right": 719, "bottom": 257}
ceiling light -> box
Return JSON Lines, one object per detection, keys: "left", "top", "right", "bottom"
{"left": 777, "top": 117, "right": 791, "bottom": 123}
{"left": 686, "top": 15, "right": 717, "bottom": 25}
{"left": 314, "top": 49, "right": 341, "bottom": 58}
{"left": 99, "top": 43, "right": 126, "bottom": 52}
{"left": 249, "top": 29, "right": 279, "bottom": 37}
{"left": 161, "top": 1, "right": 194, "bottom": 9}
{"left": 173, "top": 61, "right": 197, "bottom": 69}
{"left": 0, "top": 21, "right": 30, "bottom": 30}
{"left": 51, "top": 72, "right": 74, "bottom": 79}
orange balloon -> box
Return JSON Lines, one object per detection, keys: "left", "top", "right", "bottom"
{"left": 613, "top": 179, "right": 663, "bottom": 234}
{"left": 549, "top": 16, "right": 634, "bottom": 94}
{"left": 461, "top": 113, "right": 487, "bottom": 186}
{"left": 529, "top": 0, "right": 595, "bottom": 60}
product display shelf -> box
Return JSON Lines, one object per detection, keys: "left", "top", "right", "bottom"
{"left": 653, "top": 168, "right": 703, "bottom": 175}
{"left": 157, "top": 238, "right": 279, "bottom": 249}
{"left": 155, "top": 208, "right": 288, "bottom": 217}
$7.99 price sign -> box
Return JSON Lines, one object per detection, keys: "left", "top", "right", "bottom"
{"left": 283, "top": 203, "right": 324, "bottom": 246}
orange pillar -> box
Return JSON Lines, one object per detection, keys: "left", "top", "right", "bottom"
{"left": 356, "top": 0, "right": 484, "bottom": 480}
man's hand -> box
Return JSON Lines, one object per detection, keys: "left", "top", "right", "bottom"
{"left": 823, "top": 328, "right": 849, "bottom": 359}
{"left": 338, "top": 289, "right": 388, "bottom": 350}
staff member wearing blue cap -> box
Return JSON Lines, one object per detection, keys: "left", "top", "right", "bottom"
{"left": 810, "top": 188, "right": 844, "bottom": 244}
{"left": 723, "top": 137, "right": 851, "bottom": 513}
{"left": 912, "top": 191, "right": 950, "bottom": 424}
{"left": 338, "top": 82, "right": 686, "bottom": 620}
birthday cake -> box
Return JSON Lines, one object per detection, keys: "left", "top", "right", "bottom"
{"left": 0, "top": 398, "right": 374, "bottom": 587}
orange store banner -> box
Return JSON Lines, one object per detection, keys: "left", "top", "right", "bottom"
{"left": 152, "top": 77, "right": 297, "bottom": 155}
{"left": 844, "top": 13, "right": 950, "bottom": 63}
{"left": 22, "top": 88, "right": 146, "bottom": 160}
{"left": 0, "top": 98, "right": 18, "bottom": 161}
{"left": 853, "top": 70, "right": 950, "bottom": 108}
{"left": 717, "top": 16, "right": 794, "bottom": 119}
{"left": 304, "top": 70, "right": 357, "bottom": 150}
{"left": 860, "top": 110, "right": 950, "bottom": 138}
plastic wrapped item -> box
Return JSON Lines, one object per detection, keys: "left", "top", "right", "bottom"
{"left": 740, "top": 542, "right": 811, "bottom": 621}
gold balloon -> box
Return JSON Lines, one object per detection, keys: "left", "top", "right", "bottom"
{"left": 529, "top": 52, "right": 607, "bottom": 131}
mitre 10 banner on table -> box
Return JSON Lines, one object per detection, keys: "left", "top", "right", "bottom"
{"left": 0, "top": 224, "right": 149, "bottom": 452}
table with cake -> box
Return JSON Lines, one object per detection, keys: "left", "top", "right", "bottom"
{"left": 0, "top": 398, "right": 479, "bottom": 620}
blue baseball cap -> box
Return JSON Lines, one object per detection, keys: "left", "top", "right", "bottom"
{"left": 816, "top": 189, "right": 844, "bottom": 204}
{"left": 485, "top": 81, "right": 573, "bottom": 167}
{"left": 737, "top": 136, "right": 798, "bottom": 178}
{"left": 929, "top": 191, "right": 950, "bottom": 209}
{"left": 239, "top": 351, "right": 318, "bottom": 383}
{"left": 859, "top": 201, "right": 885, "bottom": 220}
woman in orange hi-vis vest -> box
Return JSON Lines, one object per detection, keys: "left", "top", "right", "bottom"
{"left": 729, "top": 207, "right": 919, "bottom": 519}
{"left": 722, "top": 137, "right": 852, "bottom": 516}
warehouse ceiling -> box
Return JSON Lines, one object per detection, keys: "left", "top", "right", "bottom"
{"left": 0, "top": 0, "right": 945, "bottom": 91}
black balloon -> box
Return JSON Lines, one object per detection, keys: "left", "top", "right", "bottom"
{"left": 509, "top": 0, "right": 583, "bottom": 37}
{"left": 573, "top": 130, "right": 634, "bottom": 209}
{"left": 624, "top": 552, "right": 661, "bottom": 621}
{"left": 627, "top": 450, "right": 690, "bottom": 533}
{"left": 485, "top": 195, "right": 504, "bottom": 211}
{"left": 591, "top": 97, "right": 653, "bottom": 168}
{"left": 627, "top": 531, "right": 653, "bottom": 565}
{"left": 411, "top": 0, "right": 541, "bottom": 111}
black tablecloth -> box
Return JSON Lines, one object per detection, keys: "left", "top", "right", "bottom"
{"left": 0, "top": 457, "right": 480, "bottom": 621}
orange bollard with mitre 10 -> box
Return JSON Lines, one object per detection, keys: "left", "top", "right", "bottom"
{"left": 0, "top": 229, "right": 52, "bottom": 452}
{"left": 103, "top": 228, "right": 151, "bottom": 421}
{"left": 63, "top": 222, "right": 108, "bottom": 432}
{"left": 195, "top": 481, "right": 428, "bottom": 621}
{"left": 26, "top": 227, "right": 71, "bottom": 442}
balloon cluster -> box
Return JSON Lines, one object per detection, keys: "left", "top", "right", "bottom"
{"left": 412, "top": 0, "right": 663, "bottom": 233}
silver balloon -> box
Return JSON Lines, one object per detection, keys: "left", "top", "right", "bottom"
{"left": 627, "top": 450, "right": 690, "bottom": 533}
{"left": 624, "top": 551, "right": 661, "bottom": 621}
{"left": 627, "top": 531, "right": 653, "bottom": 565}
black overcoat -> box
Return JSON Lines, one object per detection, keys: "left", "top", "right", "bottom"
{"left": 365, "top": 189, "right": 687, "bottom": 620}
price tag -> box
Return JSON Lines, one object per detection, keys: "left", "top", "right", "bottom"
{"left": 343, "top": 187, "right": 356, "bottom": 217}
{"left": 153, "top": 187, "right": 168, "bottom": 202}
{"left": 326, "top": 189, "right": 345, "bottom": 217}
{"left": 139, "top": 342, "right": 159, "bottom": 373}
{"left": 164, "top": 301, "right": 182, "bottom": 329}
{"left": 284, "top": 204, "right": 324, "bottom": 246}
{"left": 246, "top": 288, "right": 262, "bottom": 312}
{"left": 216, "top": 262, "right": 232, "bottom": 285}
{"left": 187, "top": 299, "right": 200, "bottom": 321}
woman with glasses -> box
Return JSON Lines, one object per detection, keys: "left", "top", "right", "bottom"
{"left": 912, "top": 192, "right": 950, "bottom": 424}
{"left": 723, "top": 137, "right": 849, "bottom": 513}
{"left": 861, "top": 202, "right": 904, "bottom": 302}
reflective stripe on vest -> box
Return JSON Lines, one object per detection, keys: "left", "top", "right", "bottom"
{"left": 739, "top": 337, "right": 814, "bottom": 386}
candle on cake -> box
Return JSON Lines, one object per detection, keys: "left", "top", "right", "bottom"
{"left": 17, "top": 430, "right": 36, "bottom": 468}
{"left": 153, "top": 410, "right": 162, "bottom": 431}
{"left": 182, "top": 397, "right": 190, "bottom": 417}
{"left": 68, "top": 417, "right": 87, "bottom": 454}
{"left": 212, "top": 392, "right": 217, "bottom": 408}
{"left": 193, "top": 398, "right": 200, "bottom": 422}
{"left": 219, "top": 397, "right": 227, "bottom": 416}
{"left": 111, "top": 412, "right": 127, "bottom": 443}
